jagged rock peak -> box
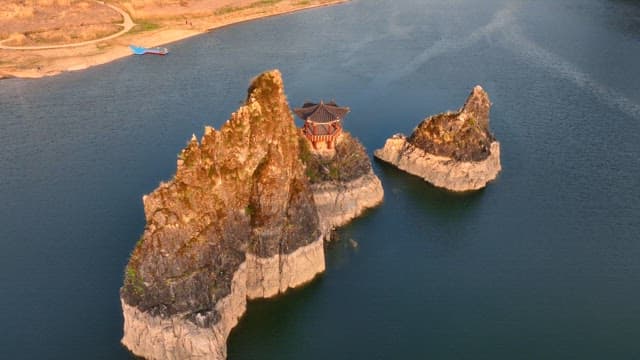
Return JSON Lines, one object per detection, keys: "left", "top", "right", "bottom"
{"left": 121, "top": 69, "right": 320, "bottom": 319}
{"left": 408, "top": 85, "right": 496, "bottom": 162}
{"left": 121, "top": 70, "right": 388, "bottom": 360}
{"left": 460, "top": 85, "right": 491, "bottom": 129}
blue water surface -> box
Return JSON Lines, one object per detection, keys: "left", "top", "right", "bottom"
{"left": 1, "top": 0, "right": 639, "bottom": 358}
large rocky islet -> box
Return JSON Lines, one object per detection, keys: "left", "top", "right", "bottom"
{"left": 120, "top": 70, "right": 383, "bottom": 359}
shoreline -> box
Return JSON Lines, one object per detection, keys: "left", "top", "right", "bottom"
{"left": 204, "top": 1, "right": 347, "bottom": 33}
{"left": 0, "top": 0, "right": 348, "bottom": 80}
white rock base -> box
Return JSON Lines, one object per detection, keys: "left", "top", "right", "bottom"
{"left": 375, "top": 134, "right": 501, "bottom": 192}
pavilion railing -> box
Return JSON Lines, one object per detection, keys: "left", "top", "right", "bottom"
{"left": 304, "top": 128, "right": 342, "bottom": 143}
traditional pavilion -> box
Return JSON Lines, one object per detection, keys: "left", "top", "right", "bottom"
{"left": 293, "top": 101, "right": 350, "bottom": 150}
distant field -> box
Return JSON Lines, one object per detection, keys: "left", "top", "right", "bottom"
{"left": 0, "top": 0, "right": 309, "bottom": 43}
{"left": 0, "top": 1, "right": 122, "bottom": 43}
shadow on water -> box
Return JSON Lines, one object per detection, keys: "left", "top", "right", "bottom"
{"left": 374, "top": 157, "right": 486, "bottom": 220}
{"left": 227, "top": 276, "right": 326, "bottom": 358}
{"left": 322, "top": 202, "right": 385, "bottom": 271}
{"left": 370, "top": 158, "right": 493, "bottom": 259}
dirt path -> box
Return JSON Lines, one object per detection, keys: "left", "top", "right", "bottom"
{"left": 0, "top": 1, "right": 135, "bottom": 50}
{"left": 0, "top": 0, "right": 349, "bottom": 79}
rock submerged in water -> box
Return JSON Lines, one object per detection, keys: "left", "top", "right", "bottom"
{"left": 120, "top": 70, "right": 382, "bottom": 360}
{"left": 374, "top": 86, "right": 501, "bottom": 192}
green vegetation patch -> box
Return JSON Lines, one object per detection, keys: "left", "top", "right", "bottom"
{"left": 129, "top": 21, "right": 160, "bottom": 34}
{"left": 124, "top": 265, "right": 145, "bottom": 296}
{"left": 251, "top": 0, "right": 285, "bottom": 6}
{"left": 215, "top": 0, "right": 285, "bottom": 15}
{"left": 214, "top": 5, "right": 243, "bottom": 15}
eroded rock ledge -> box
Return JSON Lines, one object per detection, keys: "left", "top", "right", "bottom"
{"left": 312, "top": 170, "right": 383, "bottom": 235}
{"left": 121, "top": 70, "right": 382, "bottom": 359}
{"left": 301, "top": 132, "right": 384, "bottom": 236}
{"left": 121, "top": 238, "right": 324, "bottom": 359}
{"left": 375, "top": 86, "right": 501, "bottom": 191}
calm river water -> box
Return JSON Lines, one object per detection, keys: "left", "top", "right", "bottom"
{"left": 1, "top": 0, "right": 639, "bottom": 358}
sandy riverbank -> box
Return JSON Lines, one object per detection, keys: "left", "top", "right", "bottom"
{"left": 0, "top": 0, "right": 348, "bottom": 80}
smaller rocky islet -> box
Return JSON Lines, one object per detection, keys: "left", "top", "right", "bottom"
{"left": 375, "top": 85, "right": 501, "bottom": 191}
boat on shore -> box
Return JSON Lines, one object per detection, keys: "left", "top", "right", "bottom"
{"left": 129, "top": 45, "right": 169, "bottom": 56}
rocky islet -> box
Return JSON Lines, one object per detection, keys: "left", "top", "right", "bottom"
{"left": 375, "top": 85, "right": 501, "bottom": 191}
{"left": 120, "top": 70, "right": 383, "bottom": 359}
{"left": 120, "top": 71, "right": 501, "bottom": 359}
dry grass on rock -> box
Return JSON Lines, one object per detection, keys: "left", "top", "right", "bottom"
{"left": 301, "top": 132, "right": 372, "bottom": 184}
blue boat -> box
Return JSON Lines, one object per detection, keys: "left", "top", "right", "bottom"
{"left": 129, "top": 45, "right": 169, "bottom": 56}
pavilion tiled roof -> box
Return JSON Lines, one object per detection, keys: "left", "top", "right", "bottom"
{"left": 293, "top": 101, "right": 350, "bottom": 123}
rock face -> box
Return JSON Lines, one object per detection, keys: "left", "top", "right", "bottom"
{"left": 121, "top": 70, "right": 382, "bottom": 359}
{"left": 375, "top": 86, "right": 501, "bottom": 191}
{"left": 121, "top": 239, "right": 324, "bottom": 360}
{"left": 301, "top": 132, "right": 384, "bottom": 235}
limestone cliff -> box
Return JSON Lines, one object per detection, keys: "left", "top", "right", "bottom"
{"left": 375, "top": 86, "right": 501, "bottom": 191}
{"left": 121, "top": 70, "right": 382, "bottom": 359}
{"left": 121, "top": 70, "right": 324, "bottom": 359}
{"left": 301, "top": 132, "right": 383, "bottom": 235}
